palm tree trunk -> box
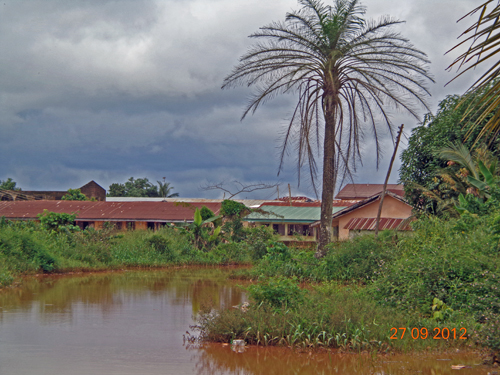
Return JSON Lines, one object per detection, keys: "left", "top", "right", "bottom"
{"left": 316, "top": 95, "right": 337, "bottom": 258}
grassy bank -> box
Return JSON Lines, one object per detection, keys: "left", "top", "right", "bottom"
{"left": 198, "top": 279, "right": 477, "bottom": 352}
{"left": 197, "top": 213, "right": 500, "bottom": 355}
{"left": 1, "top": 214, "right": 498, "bottom": 356}
{"left": 0, "top": 218, "right": 273, "bottom": 287}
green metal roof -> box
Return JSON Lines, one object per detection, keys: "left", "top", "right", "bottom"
{"left": 244, "top": 205, "right": 345, "bottom": 223}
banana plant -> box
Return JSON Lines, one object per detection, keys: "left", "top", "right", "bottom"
{"left": 467, "top": 159, "right": 498, "bottom": 198}
{"left": 190, "top": 208, "right": 222, "bottom": 250}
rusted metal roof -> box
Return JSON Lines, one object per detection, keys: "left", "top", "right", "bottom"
{"left": 106, "top": 197, "right": 274, "bottom": 208}
{"left": 335, "top": 184, "right": 404, "bottom": 200}
{"left": 344, "top": 217, "right": 414, "bottom": 231}
{"left": 331, "top": 191, "right": 410, "bottom": 219}
{"left": 0, "top": 201, "right": 221, "bottom": 222}
{"left": 309, "top": 191, "right": 411, "bottom": 227}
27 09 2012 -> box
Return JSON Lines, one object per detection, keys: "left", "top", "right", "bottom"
{"left": 390, "top": 327, "right": 467, "bottom": 340}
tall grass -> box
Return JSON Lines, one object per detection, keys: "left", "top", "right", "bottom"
{"left": 0, "top": 220, "right": 272, "bottom": 286}
{"left": 197, "top": 280, "right": 476, "bottom": 352}
{"left": 202, "top": 214, "right": 500, "bottom": 353}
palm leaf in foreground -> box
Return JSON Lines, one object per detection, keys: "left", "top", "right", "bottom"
{"left": 447, "top": 0, "right": 500, "bottom": 145}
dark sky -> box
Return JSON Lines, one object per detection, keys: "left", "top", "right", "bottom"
{"left": 0, "top": 0, "right": 484, "bottom": 199}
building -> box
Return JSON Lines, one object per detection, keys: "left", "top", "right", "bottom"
{"left": 311, "top": 190, "right": 413, "bottom": 240}
{"left": 0, "top": 180, "right": 106, "bottom": 201}
{"left": 0, "top": 200, "right": 221, "bottom": 230}
{"left": 335, "top": 183, "right": 404, "bottom": 200}
{"left": 243, "top": 200, "right": 354, "bottom": 245}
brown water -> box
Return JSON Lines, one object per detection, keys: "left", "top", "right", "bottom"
{"left": 0, "top": 269, "right": 489, "bottom": 375}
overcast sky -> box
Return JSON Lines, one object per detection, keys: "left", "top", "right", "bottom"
{"left": 0, "top": 0, "right": 484, "bottom": 199}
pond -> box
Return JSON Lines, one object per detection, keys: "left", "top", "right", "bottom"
{"left": 0, "top": 268, "right": 489, "bottom": 374}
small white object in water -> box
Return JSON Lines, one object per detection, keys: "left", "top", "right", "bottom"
{"left": 231, "top": 339, "right": 246, "bottom": 353}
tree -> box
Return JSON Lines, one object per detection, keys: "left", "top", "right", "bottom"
{"left": 107, "top": 177, "right": 159, "bottom": 197}
{"left": 0, "top": 178, "right": 21, "bottom": 191}
{"left": 157, "top": 178, "right": 179, "bottom": 198}
{"left": 61, "top": 188, "right": 88, "bottom": 201}
{"left": 400, "top": 91, "right": 499, "bottom": 213}
{"left": 200, "top": 180, "right": 280, "bottom": 199}
{"left": 38, "top": 210, "right": 80, "bottom": 233}
{"left": 447, "top": 0, "right": 500, "bottom": 145}
{"left": 223, "top": 0, "right": 433, "bottom": 256}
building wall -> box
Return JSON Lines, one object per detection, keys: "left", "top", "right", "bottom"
{"left": 252, "top": 222, "right": 317, "bottom": 242}
{"left": 80, "top": 181, "right": 106, "bottom": 201}
{"left": 12, "top": 191, "right": 67, "bottom": 200}
{"left": 337, "top": 196, "right": 412, "bottom": 240}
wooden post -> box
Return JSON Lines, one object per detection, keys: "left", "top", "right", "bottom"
{"left": 375, "top": 124, "right": 404, "bottom": 236}
{"left": 288, "top": 183, "right": 292, "bottom": 206}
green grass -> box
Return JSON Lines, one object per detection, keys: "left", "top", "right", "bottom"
{"left": 0, "top": 220, "right": 270, "bottom": 286}
{"left": 196, "top": 280, "right": 477, "bottom": 352}
{"left": 199, "top": 214, "right": 500, "bottom": 353}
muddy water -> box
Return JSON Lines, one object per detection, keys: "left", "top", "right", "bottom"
{"left": 0, "top": 269, "right": 489, "bottom": 375}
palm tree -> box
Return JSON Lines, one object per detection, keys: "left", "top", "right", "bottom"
{"left": 447, "top": 0, "right": 500, "bottom": 145}
{"left": 157, "top": 179, "right": 179, "bottom": 198}
{"left": 223, "top": 0, "right": 433, "bottom": 256}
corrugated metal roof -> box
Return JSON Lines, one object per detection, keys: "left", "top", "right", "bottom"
{"left": 260, "top": 200, "right": 356, "bottom": 208}
{"left": 0, "top": 201, "right": 221, "bottom": 222}
{"left": 244, "top": 205, "right": 346, "bottom": 223}
{"left": 344, "top": 217, "right": 414, "bottom": 231}
{"left": 261, "top": 201, "right": 322, "bottom": 207}
{"left": 106, "top": 197, "right": 274, "bottom": 208}
{"left": 309, "top": 191, "right": 411, "bottom": 227}
{"left": 335, "top": 184, "right": 404, "bottom": 200}
{"left": 331, "top": 191, "right": 410, "bottom": 219}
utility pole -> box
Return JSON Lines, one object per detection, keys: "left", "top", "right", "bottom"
{"left": 375, "top": 124, "right": 404, "bottom": 236}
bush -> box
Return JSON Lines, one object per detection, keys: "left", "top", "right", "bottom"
{"left": 211, "top": 242, "right": 251, "bottom": 264}
{"left": 145, "top": 234, "right": 173, "bottom": 258}
{"left": 371, "top": 215, "right": 500, "bottom": 321}
{"left": 246, "top": 276, "right": 304, "bottom": 308}
{"left": 244, "top": 226, "right": 275, "bottom": 260}
{"left": 200, "top": 206, "right": 215, "bottom": 221}
{"left": 220, "top": 200, "right": 248, "bottom": 217}
{"left": 37, "top": 210, "right": 80, "bottom": 233}
{"left": 324, "top": 233, "right": 397, "bottom": 283}
{"left": 0, "top": 224, "right": 57, "bottom": 273}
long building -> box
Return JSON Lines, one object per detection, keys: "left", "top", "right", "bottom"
{"left": 0, "top": 200, "right": 221, "bottom": 230}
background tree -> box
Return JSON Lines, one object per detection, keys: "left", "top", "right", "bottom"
{"left": 223, "top": 0, "right": 433, "bottom": 256}
{"left": 157, "top": 178, "right": 179, "bottom": 198}
{"left": 201, "top": 180, "right": 279, "bottom": 199}
{"left": 400, "top": 90, "right": 500, "bottom": 213}
{"left": 107, "top": 177, "right": 160, "bottom": 197}
{"left": 61, "top": 188, "right": 88, "bottom": 201}
{"left": 0, "top": 178, "right": 21, "bottom": 191}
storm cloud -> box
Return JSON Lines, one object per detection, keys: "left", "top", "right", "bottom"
{"left": 0, "top": 0, "right": 485, "bottom": 198}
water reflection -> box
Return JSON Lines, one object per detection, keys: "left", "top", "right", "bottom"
{"left": 0, "top": 268, "right": 246, "bottom": 375}
{"left": 195, "top": 345, "right": 487, "bottom": 375}
{"left": 0, "top": 268, "right": 488, "bottom": 375}
{"left": 0, "top": 268, "right": 244, "bottom": 322}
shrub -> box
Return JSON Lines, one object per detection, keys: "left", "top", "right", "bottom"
{"left": 37, "top": 210, "right": 80, "bottom": 233}
{"left": 324, "top": 233, "right": 397, "bottom": 283}
{"left": 371, "top": 215, "right": 500, "bottom": 321}
{"left": 200, "top": 206, "right": 215, "bottom": 221}
{"left": 220, "top": 200, "right": 248, "bottom": 217}
{"left": 244, "top": 226, "right": 275, "bottom": 260}
{"left": 0, "top": 226, "right": 57, "bottom": 273}
{"left": 246, "top": 276, "right": 304, "bottom": 308}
